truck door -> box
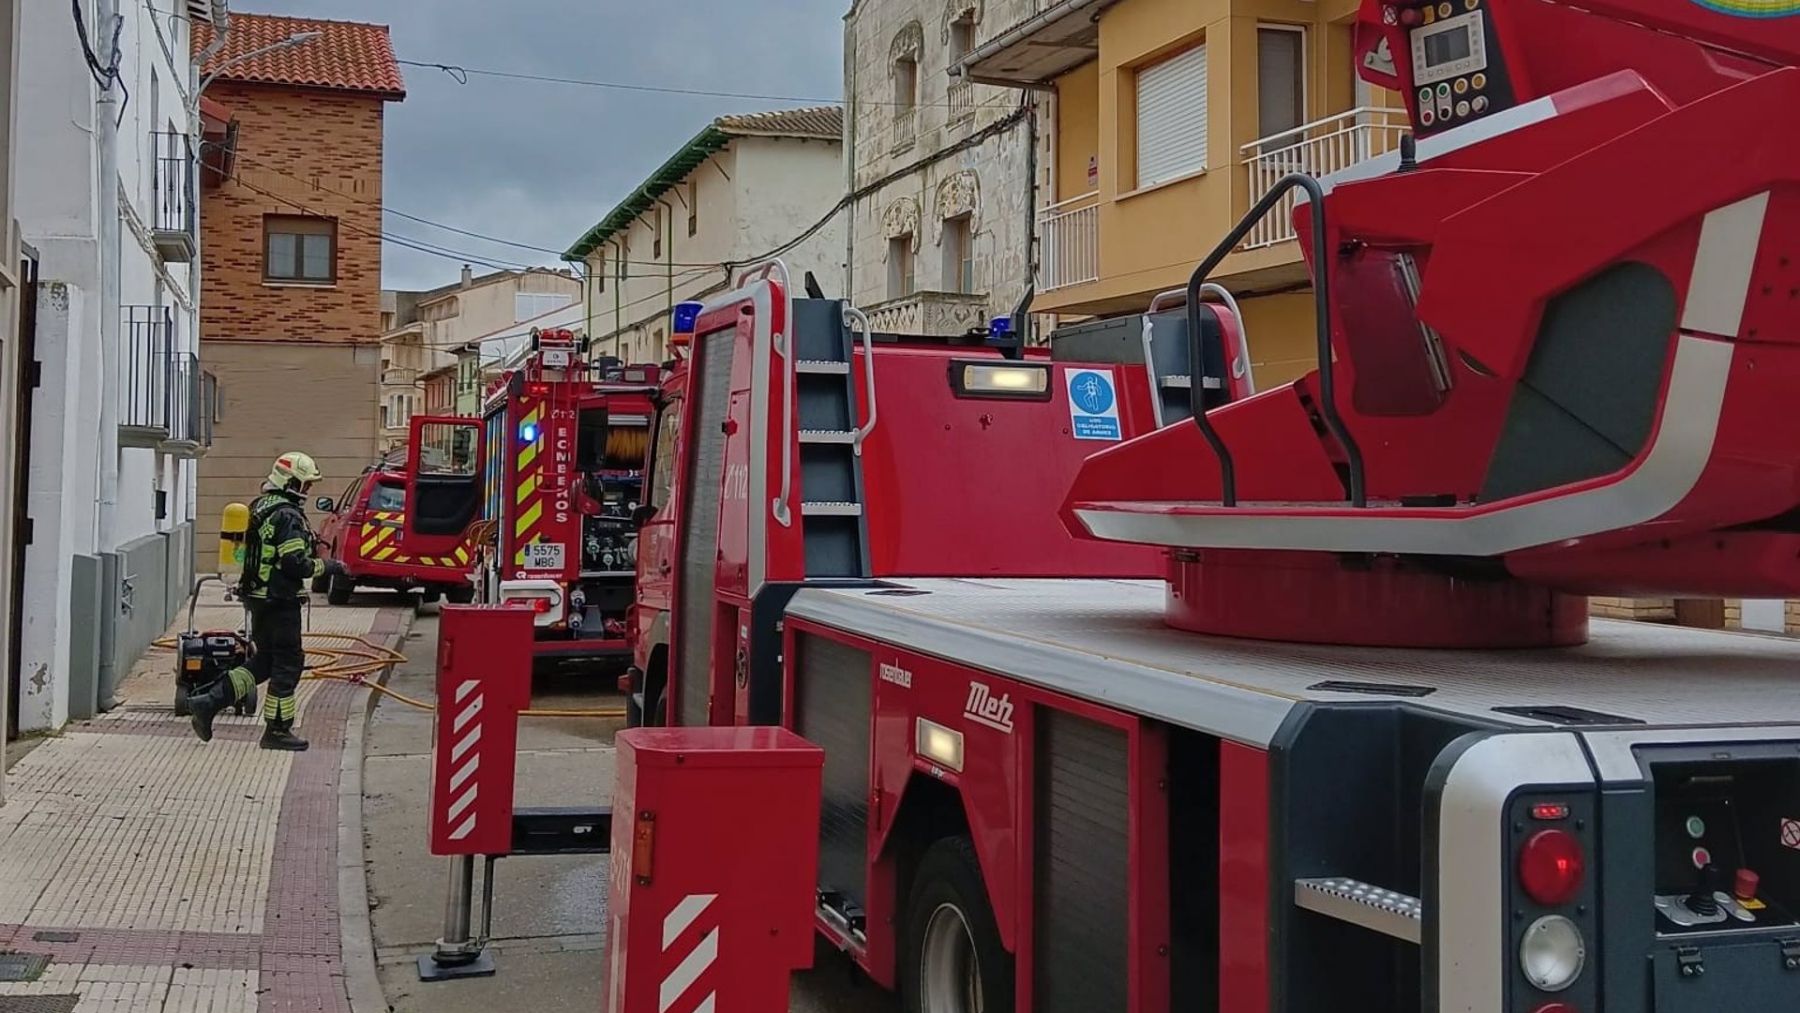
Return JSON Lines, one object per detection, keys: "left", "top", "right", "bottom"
{"left": 404, "top": 415, "right": 484, "bottom": 557}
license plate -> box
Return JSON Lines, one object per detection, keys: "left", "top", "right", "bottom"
{"left": 522, "top": 542, "right": 565, "bottom": 571}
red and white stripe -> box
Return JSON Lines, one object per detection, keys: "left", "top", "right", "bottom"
{"left": 659, "top": 892, "right": 719, "bottom": 1013}
{"left": 445, "top": 679, "right": 483, "bottom": 842}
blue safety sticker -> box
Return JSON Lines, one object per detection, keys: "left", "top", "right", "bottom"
{"left": 1066, "top": 368, "right": 1122, "bottom": 441}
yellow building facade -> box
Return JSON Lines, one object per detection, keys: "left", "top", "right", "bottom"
{"left": 966, "top": 0, "right": 1401, "bottom": 387}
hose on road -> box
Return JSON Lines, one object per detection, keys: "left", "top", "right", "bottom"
{"left": 149, "top": 630, "right": 627, "bottom": 719}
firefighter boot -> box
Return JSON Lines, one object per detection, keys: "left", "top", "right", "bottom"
{"left": 189, "top": 667, "right": 255, "bottom": 743}
{"left": 260, "top": 693, "right": 308, "bottom": 751}
{"left": 259, "top": 718, "right": 309, "bottom": 752}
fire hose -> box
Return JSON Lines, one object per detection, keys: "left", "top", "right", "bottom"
{"left": 148, "top": 630, "right": 627, "bottom": 719}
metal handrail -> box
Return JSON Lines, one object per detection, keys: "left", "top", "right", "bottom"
{"left": 1184, "top": 172, "right": 1365, "bottom": 508}
{"left": 738, "top": 259, "right": 797, "bottom": 528}
{"left": 844, "top": 305, "right": 878, "bottom": 451}
{"left": 1237, "top": 106, "right": 1409, "bottom": 158}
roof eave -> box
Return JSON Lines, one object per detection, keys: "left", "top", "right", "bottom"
{"left": 562, "top": 124, "right": 735, "bottom": 262}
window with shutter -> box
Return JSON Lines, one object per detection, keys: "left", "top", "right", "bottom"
{"left": 1135, "top": 43, "right": 1209, "bottom": 189}
{"left": 1257, "top": 27, "right": 1306, "bottom": 143}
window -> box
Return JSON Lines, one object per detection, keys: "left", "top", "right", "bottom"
{"left": 1257, "top": 26, "right": 1306, "bottom": 143}
{"left": 515, "top": 291, "right": 573, "bottom": 322}
{"left": 1135, "top": 43, "right": 1209, "bottom": 188}
{"left": 943, "top": 215, "right": 974, "bottom": 294}
{"left": 617, "top": 241, "right": 628, "bottom": 283}
{"left": 687, "top": 180, "right": 699, "bottom": 237}
{"left": 894, "top": 55, "right": 918, "bottom": 115}
{"left": 649, "top": 399, "right": 682, "bottom": 507}
{"left": 369, "top": 482, "right": 406, "bottom": 513}
{"left": 379, "top": 403, "right": 389, "bottom": 430}
{"left": 651, "top": 208, "right": 663, "bottom": 259}
{"left": 594, "top": 252, "right": 606, "bottom": 294}
{"left": 264, "top": 215, "right": 337, "bottom": 283}
{"left": 888, "top": 236, "right": 915, "bottom": 299}
{"left": 950, "top": 17, "right": 975, "bottom": 67}
{"left": 336, "top": 477, "right": 364, "bottom": 515}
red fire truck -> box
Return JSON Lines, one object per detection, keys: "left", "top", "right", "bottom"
{"left": 313, "top": 448, "right": 477, "bottom": 605}
{"left": 405, "top": 328, "right": 660, "bottom": 665}
{"left": 618, "top": 0, "right": 1800, "bottom": 1008}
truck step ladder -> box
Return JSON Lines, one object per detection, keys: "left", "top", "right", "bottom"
{"left": 791, "top": 299, "right": 874, "bottom": 578}
{"left": 1293, "top": 877, "right": 1423, "bottom": 945}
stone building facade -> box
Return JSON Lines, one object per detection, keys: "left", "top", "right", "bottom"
{"left": 843, "top": 0, "right": 1038, "bottom": 336}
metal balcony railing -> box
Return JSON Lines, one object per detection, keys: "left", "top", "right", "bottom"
{"left": 121, "top": 305, "right": 175, "bottom": 446}
{"left": 1037, "top": 190, "right": 1100, "bottom": 291}
{"left": 152, "top": 131, "right": 196, "bottom": 262}
{"left": 162, "top": 352, "right": 205, "bottom": 451}
{"left": 1239, "top": 107, "right": 1411, "bottom": 250}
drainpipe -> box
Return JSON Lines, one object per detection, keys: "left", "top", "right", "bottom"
{"left": 1022, "top": 93, "right": 1040, "bottom": 344}
{"left": 606, "top": 238, "right": 624, "bottom": 354}
{"left": 94, "top": 0, "right": 124, "bottom": 710}
{"left": 656, "top": 197, "right": 675, "bottom": 355}
{"left": 843, "top": 37, "right": 857, "bottom": 302}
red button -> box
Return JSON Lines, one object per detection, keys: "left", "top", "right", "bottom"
{"left": 1737, "top": 868, "right": 1760, "bottom": 900}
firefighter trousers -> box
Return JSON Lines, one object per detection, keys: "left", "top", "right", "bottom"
{"left": 236, "top": 598, "right": 304, "bottom": 727}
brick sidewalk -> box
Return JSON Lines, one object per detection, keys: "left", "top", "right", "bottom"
{"left": 0, "top": 589, "right": 411, "bottom": 1012}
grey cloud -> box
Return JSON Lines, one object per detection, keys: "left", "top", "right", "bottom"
{"left": 230, "top": 0, "right": 847, "bottom": 288}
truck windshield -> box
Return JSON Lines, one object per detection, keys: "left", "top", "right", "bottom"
{"left": 370, "top": 483, "right": 406, "bottom": 513}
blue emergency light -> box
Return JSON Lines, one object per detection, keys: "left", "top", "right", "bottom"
{"left": 520, "top": 422, "right": 539, "bottom": 444}
{"left": 671, "top": 300, "right": 704, "bottom": 347}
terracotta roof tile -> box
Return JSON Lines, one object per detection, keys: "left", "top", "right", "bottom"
{"left": 715, "top": 106, "right": 843, "bottom": 140}
{"left": 193, "top": 13, "right": 405, "bottom": 99}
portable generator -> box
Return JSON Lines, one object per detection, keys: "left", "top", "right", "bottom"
{"left": 171, "top": 576, "right": 257, "bottom": 718}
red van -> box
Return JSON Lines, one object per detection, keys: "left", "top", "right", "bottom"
{"left": 313, "top": 458, "right": 477, "bottom": 605}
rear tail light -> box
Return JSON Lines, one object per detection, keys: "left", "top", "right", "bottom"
{"left": 1519, "top": 829, "right": 1585, "bottom": 906}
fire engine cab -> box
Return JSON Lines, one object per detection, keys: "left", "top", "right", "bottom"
{"left": 617, "top": 0, "right": 1800, "bottom": 1008}
{"left": 406, "top": 328, "right": 659, "bottom": 665}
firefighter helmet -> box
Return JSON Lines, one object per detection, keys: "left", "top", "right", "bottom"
{"left": 268, "top": 452, "right": 323, "bottom": 492}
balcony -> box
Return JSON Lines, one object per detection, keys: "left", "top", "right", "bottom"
{"left": 947, "top": 77, "right": 976, "bottom": 124}
{"left": 159, "top": 353, "right": 213, "bottom": 458}
{"left": 891, "top": 104, "right": 917, "bottom": 154}
{"left": 864, "top": 290, "right": 990, "bottom": 335}
{"left": 1038, "top": 191, "right": 1099, "bottom": 292}
{"left": 1240, "top": 108, "right": 1411, "bottom": 251}
{"left": 152, "top": 131, "right": 196, "bottom": 263}
{"left": 121, "top": 305, "right": 176, "bottom": 448}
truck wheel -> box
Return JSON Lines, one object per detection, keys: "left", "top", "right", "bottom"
{"left": 447, "top": 585, "right": 475, "bottom": 605}
{"left": 310, "top": 573, "right": 329, "bottom": 594}
{"left": 421, "top": 589, "right": 443, "bottom": 605}
{"left": 173, "top": 684, "right": 191, "bottom": 717}
{"left": 326, "top": 572, "right": 352, "bottom": 606}
{"left": 901, "top": 836, "right": 1013, "bottom": 1013}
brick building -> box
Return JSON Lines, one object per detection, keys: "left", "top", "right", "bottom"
{"left": 192, "top": 14, "right": 404, "bottom": 545}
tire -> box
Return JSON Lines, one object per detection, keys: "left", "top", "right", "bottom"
{"left": 173, "top": 684, "right": 191, "bottom": 717}
{"left": 447, "top": 585, "right": 476, "bottom": 605}
{"left": 310, "top": 573, "right": 329, "bottom": 594}
{"left": 901, "top": 836, "right": 1013, "bottom": 1013}
{"left": 421, "top": 589, "right": 442, "bottom": 605}
{"left": 326, "top": 571, "right": 352, "bottom": 606}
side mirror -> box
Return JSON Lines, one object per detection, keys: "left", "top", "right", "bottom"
{"left": 315, "top": 497, "right": 335, "bottom": 513}
{"left": 631, "top": 503, "right": 657, "bottom": 526}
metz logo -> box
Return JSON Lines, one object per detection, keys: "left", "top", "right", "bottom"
{"left": 878, "top": 663, "right": 912, "bottom": 689}
{"left": 964, "top": 682, "right": 1015, "bottom": 734}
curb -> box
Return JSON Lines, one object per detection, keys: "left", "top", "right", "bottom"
{"left": 339, "top": 603, "right": 419, "bottom": 1013}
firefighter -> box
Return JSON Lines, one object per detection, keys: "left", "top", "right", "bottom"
{"left": 188, "top": 451, "right": 342, "bottom": 751}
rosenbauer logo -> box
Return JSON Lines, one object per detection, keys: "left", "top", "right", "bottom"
{"left": 879, "top": 662, "right": 913, "bottom": 689}
{"left": 965, "top": 681, "right": 1015, "bottom": 734}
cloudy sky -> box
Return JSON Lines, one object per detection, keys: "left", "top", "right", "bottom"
{"left": 231, "top": 0, "right": 849, "bottom": 290}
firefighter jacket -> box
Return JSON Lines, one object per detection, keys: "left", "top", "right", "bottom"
{"left": 241, "top": 489, "right": 325, "bottom": 602}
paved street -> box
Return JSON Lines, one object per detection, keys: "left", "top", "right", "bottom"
{"left": 362, "top": 612, "right": 899, "bottom": 1013}
{"left": 0, "top": 587, "right": 411, "bottom": 1013}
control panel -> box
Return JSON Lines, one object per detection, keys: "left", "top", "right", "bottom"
{"left": 1398, "top": 0, "right": 1516, "bottom": 136}
{"left": 1650, "top": 758, "right": 1798, "bottom": 936}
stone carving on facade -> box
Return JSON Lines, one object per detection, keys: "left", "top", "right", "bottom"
{"left": 941, "top": 0, "right": 982, "bottom": 41}
{"left": 882, "top": 196, "right": 922, "bottom": 254}
{"left": 891, "top": 19, "right": 924, "bottom": 64}
{"left": 933, "top": 170, "right": 980, "bottom": 245}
